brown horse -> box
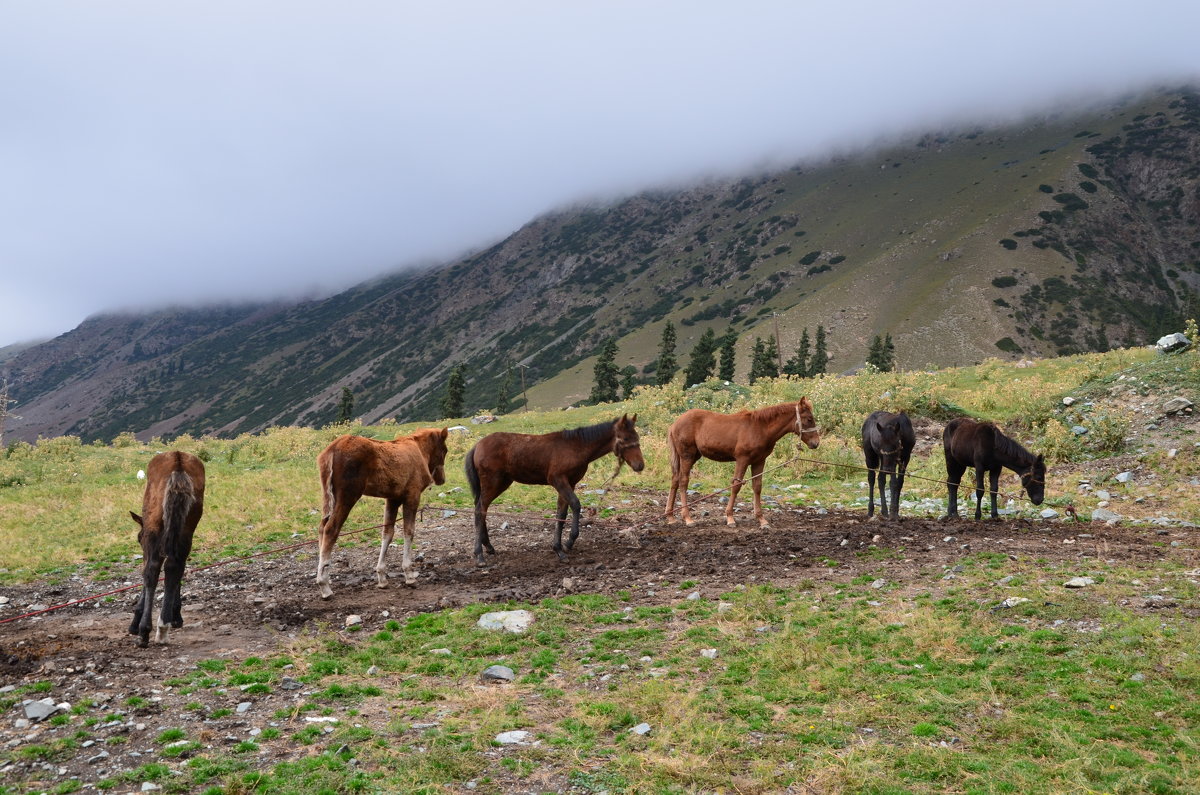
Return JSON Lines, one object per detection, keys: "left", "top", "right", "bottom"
{"left": 464, "top": 414, "right": 644, "bottom": 566}
{"left": 316, "top": 427, "right": 448, "bottom": 599}
{"left": 129, "top": 451, "right": 205, "bottom": 648}
{"left": 665, "top": 398, "right": 820, "bottom": 528}
{"left": 943, "top": 417, "right": 1046, "bottom": 520}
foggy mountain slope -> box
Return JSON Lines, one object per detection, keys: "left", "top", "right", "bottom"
{"left": 5, "top": 89, "right": 1199, "bottom": 443}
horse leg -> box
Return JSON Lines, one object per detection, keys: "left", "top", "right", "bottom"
{"left": 944, "top": 460, "right": 965, "bottom": 519}
{"left": 665, "top": 465, "right": 680, "bottom": 525}
{"left": 317, "top": 496, "right": 356, "bottom": 600}
{"left": 973, "top": 467, "right": 986, "bottom": 521}
{"left": 750, "top": 461, "right": 769, "bottom": 529}
{"left": 866, "top": 465, "right": 877, "bottom": 518}
{"left": 891, "top": 460, "right": 907, "bottom": 520}
{"left": 988, "top": 467, "right": 1002, "bottom": 520}
{"left": 400, "top": 499, "right": 419, "bottom": 586}
{"left": 156, "top": 563, "right": 183, "bottom": 644}
{"left": 551, "top": 492, "right": 569, "bottom": 560}
{"left": 677, "top": 456, "right": 699, "bottom": 527}
{"left": 169, "top": 534, "right": 193, "bottom": 628}
{"left": 553, "top": 483, "right": 582, "bottom": 559}
{"left": 134, "top": 553, "right": 161, "bottom": 648}
{"left": 726, "top": 460, "right": 749, "bottom": 527}
{"left": 375, "top": 498, "right": 399, "bottom": 589}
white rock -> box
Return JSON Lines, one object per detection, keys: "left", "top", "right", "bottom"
{"left": 429, "top": 648, "right": 452, "bottom": 656}
{"left": 1115, "top": 471, "right": 1133, "bottom": 483}
{"left": 345, "top": 614, "right": 362, "bottom": 628}
{"left": 1064, "top": 577, "right": 1095, "bottom": 588}
{"left": 481, "top": 665, "right": 516, "bottom": 683}
{"left": 871, "top": 579, "right": 886, "bottom": 589}
{"left": 494, "top": 730, "right": 533, "bottom": 745}
{"left": 1040, "top": 509, "right": 1058, "bottom": 519}
{"left": 1062, "top": 397, "right": 1076, "bottom": 406}
{"left": 998, "top": 597, "right": 1030, "bottom": 608}
{"left": 700, "top": 648, "right": 719, "bottom": 659}
{"left": 630, "top": 722, "right": 652, "bottom": 736}
{"left": 1092, "top": 508, "right": 1122, "bottom": 522}
{"left": 477, "top": 610, "right": 535, "bottom": 634}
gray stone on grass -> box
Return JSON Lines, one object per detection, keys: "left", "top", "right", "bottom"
{"left": 1156, "top": 333, "right": 1191, "bottom": 353}
{"left": 630, "top": 722, "right": 652, "bottom": 736}
{"left": 477, "top": 609, "right": 534, "bottom": 634}
{"left": 481, "top": 665, "right": 515, "bottom": 683}
{"left": 22, "top": 698, "right": 59, "bottom": 722}
{"left": 1091, "top": 507, "right": 1122, "bottom": 522}
{"left": 494, "top": 730, "right": 533, "bottom": 745}
{"left": 1164, "top": 397, "right": 1194, "bottom": 414}
{"left": 1064, "top": 577, "right": 1095, "bottom": 589}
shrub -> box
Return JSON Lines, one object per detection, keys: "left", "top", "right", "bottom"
{"left": 999, "top": 239, "right": 1018, "bottom": 250}
{"left": 995, "top": 337, "right": 1023, "bottom": 354}
{"left": 992, "top": 276, "right": 1018, "bottom": 288}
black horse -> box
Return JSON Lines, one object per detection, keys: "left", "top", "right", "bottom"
{"left": 861, "top": 410, "right": 915, "bottom": 520}
{"left": 943, "top": 417, "right": 1046, "bottom": 519}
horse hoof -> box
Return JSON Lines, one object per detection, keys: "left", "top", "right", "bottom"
{"left": 759, "top": 521, "right": 770, "bottom": 530}
{"left": 665, "top": 516, "right": 677, "bottom": 525}
{"left": 319, "top": 590, "right": 333, "bottom": 601}
{"left": 726, "top": 519, "right": 737, "bottom": 528}
{"left": 137, "top": 636, "right": 149, "bottom": 649}
{"left": 684, "top": 519, "right": 696, "bottom": 527}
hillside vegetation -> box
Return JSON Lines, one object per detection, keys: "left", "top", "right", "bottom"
{"left": 4, "top": 90, "right": 1200, "bottom": 449}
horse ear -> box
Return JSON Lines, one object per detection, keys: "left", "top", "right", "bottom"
{"left": 130, "top": 511, "right": 143, "bottom": 527}
{"left": 630, "top": 413, "right": 638, "bottom": 424}
{"left": 439, "top": 427, "right": 449, "bottom": 440}
{"left": 1035, "top": 453, "right": 1044, "bottom": 464}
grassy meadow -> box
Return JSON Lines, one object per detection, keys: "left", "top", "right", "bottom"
{"left": 3, "top": 347, "right": 1200, "bottom": 794}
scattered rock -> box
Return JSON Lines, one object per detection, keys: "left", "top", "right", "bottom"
{"left": 477, "top": 609, "right": 535, "bottom": 634}
{"left": 629, "top": 722, "right": 652, "bottom": 736}
{"left": 1115, "top": 472, "right": 1133, "bottom": 483}
{"left": 494, "top": 730, "right": 533, "bottom": 745}
{"left": 481, "top": 665, "right": 516, "bottom": 683}
{"left": 1062, "top": 397, "right": 1076, "bottom": 406}
{"left": 1064, "top": 577, "right": 1095, "bottom": 589}
{"left": 1163, "top": 397, "right": 1193, "bottom": 414}
{"left": 22, "top": 698, "right": 59, "bottom": 722}
{"left": 429, "top": 648, "right": 452, "bottom": 656}
{"left": 345, "top": 614, "right": 362, "bottom": 628}
{"left": 1039, "top": 509, "right": 1058, "bottom": 519}
{"left": 1155, "top": 333, "right": 1191, "bottom": 353}
{"left": 996, "top": 597, "right": 1030, "bottom": 609}
{"left": 700, "top": 649, "right": 718, "bottom": 659}
{"left": 1092, "top": 508, "right": 1122, "bottom": 522}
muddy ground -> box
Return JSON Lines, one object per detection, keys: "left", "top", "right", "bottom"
{"left": 2, "top": 499, "right": 1198, "bottom": 792}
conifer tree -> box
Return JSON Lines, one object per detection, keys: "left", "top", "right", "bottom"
{"left": 783, "top": 328, "right": 810, "bottom": 376}
{"left": 590, "top": 339, "right": 621, "bottom": 404}
{"left": 717, "top": 330, "right": 737, "bottom": 381}
{"left": 810, "top": 325, "right": 829, "bottom": 376}
{"left": 761, "top": 336, "right": 779, "bottom": 379}
{"left": 620, "top": 365, "right": 638, "bottom": 400}
{"left": 655, "top": 322, "right": 678, "bottom": 386}
{"left": 866, "top": 335, "right": 885, "bottom": 370}
{"left": 883, "top": 333, "right": 896, "bottom": 371}
{"left": 337, "top": 386, "right": 354, "bottom": 423}
{"left": 748, "top": 337, "right": 766, "bottom": 384}
{"left": 683, "top": 328, "right": 718, "bottom": 388}
{"left": 496, "top": 360, "right": 514, "bottom": 414}
{"left": 440, "top": 363, "right": 466, "bottom": 419}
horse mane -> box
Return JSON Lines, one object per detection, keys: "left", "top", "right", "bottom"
{"left": 561, "top": 420, "right": 615, "bottom": 443}
{"left": 747, "top": 401, "right": 802, "bottom": 426}
{"left": 989, "top": 423, "right": 1036, "bottom": 465}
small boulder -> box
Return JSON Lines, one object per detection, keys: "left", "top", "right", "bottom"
{"left": 1091, "top": 507, "right": 1122, "bottom": 522}
{"left": 630, "top": 722, "right": 652, "bottom": 736}
{"left": 1155, "top": 333, "right": 1191, "bottom": 353}
{"left": 481, "top": 665, "right": 516, "bottom": 683}
{"left": 477, "top": 609, "right": 535, "bottom": 634}
{"left": 494, "top": 730, "right": 533, "bottom": 745}
{"left": 1163, "top": 397, "right": 1194, "bottom": 415}
{"left": 22, "top": 698, "right": 59, "bottom": 722}
{"left": 1064, "top": 577, "right": 1095, "bottom": 589}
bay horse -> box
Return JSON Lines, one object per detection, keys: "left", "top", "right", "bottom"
{"left": 316, "top": 427, "right": 448, "bottom": 599}
{"left": 943, "top": 417, "right": 1046, "bottom": 520}
{"left": 861, "top": 410, "right": 915, "bottom": 520}
{"left": 665, "top": 398, "right": 820, "bottom": 528}
{"left": 464, "top": 414, "right": 644, "bottom": 566}
{"left": 129, "top": 451, "right": 205, "bottom": 648}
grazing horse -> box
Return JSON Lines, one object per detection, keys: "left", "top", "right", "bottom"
{"left": 665, "top": 398, "right": 820, "bottom": 528}
{"left": 129, "top": 451, "right": 205, "bottom": 648}
{"left": 943, "top": 417, "right": 1046, "bottom": 520}
{"left": 861, "top": 410, "right": 916, "bottom": 520}
{"left": 316, "top": 427, "right": 448, "bottom": 599}
{"left": 464, "top": 414, "right": 644, "bottom": 566}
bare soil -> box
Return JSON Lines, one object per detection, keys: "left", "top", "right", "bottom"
{"left": 2, "top": 499, "right": 1198, "bottom": 791}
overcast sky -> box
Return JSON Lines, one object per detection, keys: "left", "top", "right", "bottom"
{"left": 3, "top": 1, "right": 1199, "bottom": 347}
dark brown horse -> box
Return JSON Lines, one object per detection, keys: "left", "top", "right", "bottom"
{"left": 129, "top": 451, "right": 205, "bottom": 648}
{"left": 665, "top": 398, "right": 820, "bottom": 528}
{"left": 464, "top": 414, "right": 644, "bottom": 566}
{"left": 943, "top": 417, "right": 1046, "bottom": 520}
{"left": 862, "top": 410, "right": 915, "bottom": 520}
{"left": 316, "top": 427, "right": 448, "bottom": 598}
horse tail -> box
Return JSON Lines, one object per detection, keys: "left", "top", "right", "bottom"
{"left": 464, "top": 443, "right": 482, "bottom": 510}
{"left": 667, "top": 426, "right": 680, "bottom": 478}
{"left": 161, "top": 470, "right": 196, "bottom": 566}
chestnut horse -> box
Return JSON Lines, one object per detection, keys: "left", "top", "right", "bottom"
{"left": 943, "top": 417, "right": 1046, "bottom": 520}
{"left": 464, "top": 414, "right": 644, "bottom": 566}
{"left": 861, "top": 410, "right": 915, "bottom": 520}
{"left": 665, "top": 398, "right": 820, "bottom": 528}
{"left": 316, "top": 427, "right": 448, "bottom": 598}
{"left": 130, "top": 451, "right": 205, "bottom": 648}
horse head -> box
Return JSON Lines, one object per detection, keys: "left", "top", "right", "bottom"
{"left": 613, "top": 413, "right": 645, "bottom": 473}
{"left": 795, "top": 398, "right": 821, "bottom": 450}
{"left": 1022, "top": 453, "right": 1046, "bottom": 505}
{"left": 410, "top": 427, "right": 449, "bottom": 485}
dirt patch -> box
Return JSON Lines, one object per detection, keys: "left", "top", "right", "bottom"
{"left": 1, "top": 502, "right": 1197, "bottom": 788}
